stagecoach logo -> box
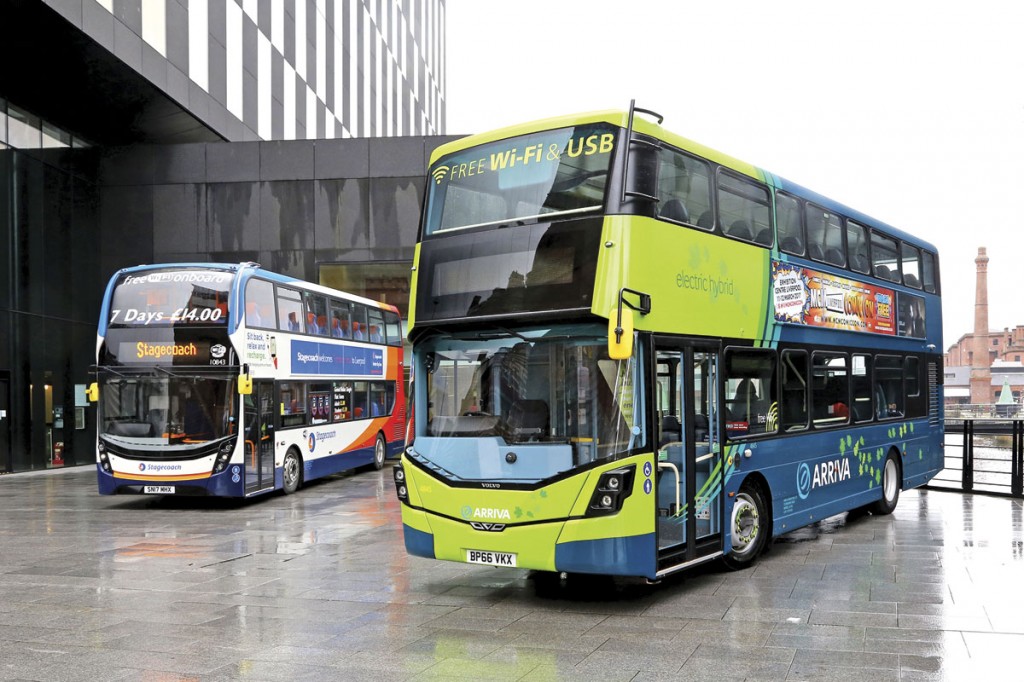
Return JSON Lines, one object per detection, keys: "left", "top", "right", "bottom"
{"left": 461, "top": 505, "right": 512, "bottom": 521}
{"left": 307, "top": 433, "right": 316, "bottom": 452}
{"left": 210, "top": 344, "right": 226, "bottom": 359}
{"left": 797, "top": 458, "right": 852, "bottom": 499}
{"left": 139, "top": 462, "right": 182, "bottom": 473}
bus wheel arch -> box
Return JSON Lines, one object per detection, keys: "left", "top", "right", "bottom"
{"left": 282, "top": 447, "right": 303, "bottom": 494}
{"left": 722, "top": 474, "right": 772, "bottom": 571}
{"left": 870, "top": 448, "right": 902, "bottom": 515}
{"left": 373, "top": 432, "right": 387, "bottom": 470}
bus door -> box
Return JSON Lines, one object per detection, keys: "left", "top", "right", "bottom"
{"left": 244, "top": 380, "right": 276, "bottom": 494}
{"left": 655, "top": 341, "right": 723, "bottom": 568}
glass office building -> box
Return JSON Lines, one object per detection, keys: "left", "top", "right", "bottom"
{"left": 0, "top": 0, "right": 448, "bottom": 472}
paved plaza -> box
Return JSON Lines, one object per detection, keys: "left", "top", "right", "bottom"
{"left": 0, "top": 465, "right": 1022, "bottom": 680}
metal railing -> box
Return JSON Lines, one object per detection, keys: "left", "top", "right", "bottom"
{"left": 929, "top": 418, "right": 1024, "bottom": 498}
{"left": 945, "top": 403, "right": 1022, "bottom": 420}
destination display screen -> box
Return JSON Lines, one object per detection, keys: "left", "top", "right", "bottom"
{"left": 424, "top": 123, "right": 617, "bottom": 236}
{"left": 101, "top": 328, "right": 235, "bottom": 367}
{"left": 108, "top": 269, "right": 233, "bottom": 327}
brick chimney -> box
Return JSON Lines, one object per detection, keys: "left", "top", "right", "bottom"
{"left": 970, "top": 247, "right": 992, "bottom": 404}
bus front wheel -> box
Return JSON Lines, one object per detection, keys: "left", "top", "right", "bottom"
{"left": 373, "top": 433, "right": 387, "bottom": 470}
{"left": 870, "top": 451, "right": 901, "bottom": 515}
{"left": 722, "top": 481, "right": 769, "bottom": 570}
{"left": 282, "top": 449, "right": 302, "bottom": 494}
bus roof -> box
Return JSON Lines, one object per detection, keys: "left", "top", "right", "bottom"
{"left": 98, "top": 262, "right": 398, "bottom": 337}
{"left": 429, "top": 107, "right": 937, "bottom": 254}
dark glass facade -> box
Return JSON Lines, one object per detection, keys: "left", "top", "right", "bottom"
{"left": 0, "top": 134, "right": 459, "bottom": 472}
{"left": 0, "top": 0, "right": 448, "bottom": 471}
{"left": 0, "top": 0, "right": 450, "bottom": 473}
{"left": 0, "top": 146, "right": 104, "bottom": 472}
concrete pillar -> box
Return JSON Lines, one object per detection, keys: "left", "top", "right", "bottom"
{"left": 970, "top": 247, "right": 992, "bottom": 405}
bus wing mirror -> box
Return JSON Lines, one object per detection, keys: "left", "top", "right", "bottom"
{"left": 608, "top": 307, "right": 634, "bottom": 360}
{"left": 86, "top": 382, "right": 99, "bottom": 402}
{"left": 238, "top": 364, "right": 253, "bottom": 395}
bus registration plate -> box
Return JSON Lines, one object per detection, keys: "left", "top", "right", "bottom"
{"left": 143, "top": 486, "right": 175, "bottom": 494}
{"left": 466, "top": 549, "right": 517, "bottom": 567}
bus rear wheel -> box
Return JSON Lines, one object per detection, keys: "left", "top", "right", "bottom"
{"left": 373, "top": 433, "right": 387, "bottom": 470}
{"left": 282, "top": 449, "right": 302, "bottom": 494}
{"left": 870, "top": 451, "right": 901, "bottom": 515}
{"left": 722, "top": 481, "right": 769, "bottom": 571}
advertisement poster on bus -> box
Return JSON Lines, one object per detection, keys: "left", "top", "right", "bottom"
{"left": 771, "top": 261, "right": 895, "bottom": 335}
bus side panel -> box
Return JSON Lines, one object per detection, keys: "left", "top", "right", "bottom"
{"left": 747, "top": 419, "right": 941, "bottom": 537}
{"left": 593, "top": 216, "right": 771, "bottom": 342}
{"left": 553, "top": 534, "right": 656, "bottom": 578}
{"left": 300, "top": 446, "right": 376, "bottom": 481}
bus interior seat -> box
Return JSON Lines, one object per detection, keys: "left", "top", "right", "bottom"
{"left": 782, "top": 389, "right": 807, "bottom": 430}
{"left": 807, "top": 243, "right": 824, "bottom": 261}
{"left": 660, "top": 414, "right": 682, "bottom": 446}
{"left": 728, "top": 220, "right": 753, "bottom": 241}
{"left": 825, "top": 248, "right": 844, "bottom": 266}
{"left": 754, "top": 228, "right": 773, "bottom": 246}
{"left": 731, "top": 379, "right": 759, "bottom": 423}
{"left": 874, "top": 264, "right": 891, "bottom": 280}
{"left": 875, "top": 383, "right": 888, "bottom": 418}
{"left": 696, "top": 211, "right": 714, "bottom": 229}
{"left": 507, "top": 399, "right": 549, "bottom": 439}
{"left": 850, "top": 253, "right": 869, "bottom": 272}
{"left": 852, "top": 397, "right": 871, "bottom": 422}
{"left": 780, "top": 236, "right": 803, "bottom": 254}
{"left": 904, "top": 273, "right": 920, "bottom": 287}
{"left": 660, "top": 199, "right": 689, "bottom": 223}
{"left": 694, "top": 413, "right": 709, "bottom": 442}
{"left": 146, "top": 409, "right": 167, "bottom": 436}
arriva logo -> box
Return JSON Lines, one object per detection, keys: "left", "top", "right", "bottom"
{"left": 798, "top": 458, "right": 852, "bottom": 499}
{"left": 461, "top": 505, "right": 512, "bottom": 521}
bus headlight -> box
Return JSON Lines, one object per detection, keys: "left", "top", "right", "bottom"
{"left": 213, "top": 439, "right": 236, "bottom": 473}
{"left": 586, "top": 466, "right": 636, "bottom": 517}
{"left": 97, "top": 441, "right": 112, "bottom": 473}
{"left": 393, "top": 464, "right": 408, "bottom": 502}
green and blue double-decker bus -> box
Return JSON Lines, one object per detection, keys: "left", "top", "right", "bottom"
{"left": 394, "top": 103, "right": 942, "bottom": 579}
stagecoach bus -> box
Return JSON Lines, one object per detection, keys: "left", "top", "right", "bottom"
{"left": 91, "top": 262, "right": 405, "bottom": 497}
{"left": 393, "top": 103, "right": 943, "bottom": 579}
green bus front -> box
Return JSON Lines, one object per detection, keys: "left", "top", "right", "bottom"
{"left": 400, "top": 326, "right": 664, "bottom": 577}
{"left": 396, "top": 110, "right": 745, "bottom": 579}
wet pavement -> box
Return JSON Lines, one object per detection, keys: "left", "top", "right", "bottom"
{"left": 0, "top": 466, "right": 1022, "bottom": 681}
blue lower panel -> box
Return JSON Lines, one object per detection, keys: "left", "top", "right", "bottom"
{"left": 403, "top": 524, "right": 435, "bottom": 559}
{"left": 303, "top": 447, "right": 374, "bottom": 481}
{"left": 97, "top": 464, "right": 245, "bottom": 496}
{"left": 555, "top": 533, "right": 656, "bottom": 578}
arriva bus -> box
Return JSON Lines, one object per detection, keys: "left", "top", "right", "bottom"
{"left": 393, "top": 103, "right": 943, "bottom": 579}
{"left": 90, "top": 262, "right": 405, "bottom": 497}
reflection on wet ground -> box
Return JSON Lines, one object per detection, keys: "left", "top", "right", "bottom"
{"left": 0, "top": 467, "right": 1022, "bottom": 680}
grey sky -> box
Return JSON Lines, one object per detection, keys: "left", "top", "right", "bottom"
{"left": 445, "top": 0, "right": 1024, "bottom": 347}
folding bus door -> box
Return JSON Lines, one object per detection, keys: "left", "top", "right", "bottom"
{"left": 654, "top": 341, "right": 724, "bottom": 571}
{"left": 244, "top": 380, "right": 276, "bottom": 494}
